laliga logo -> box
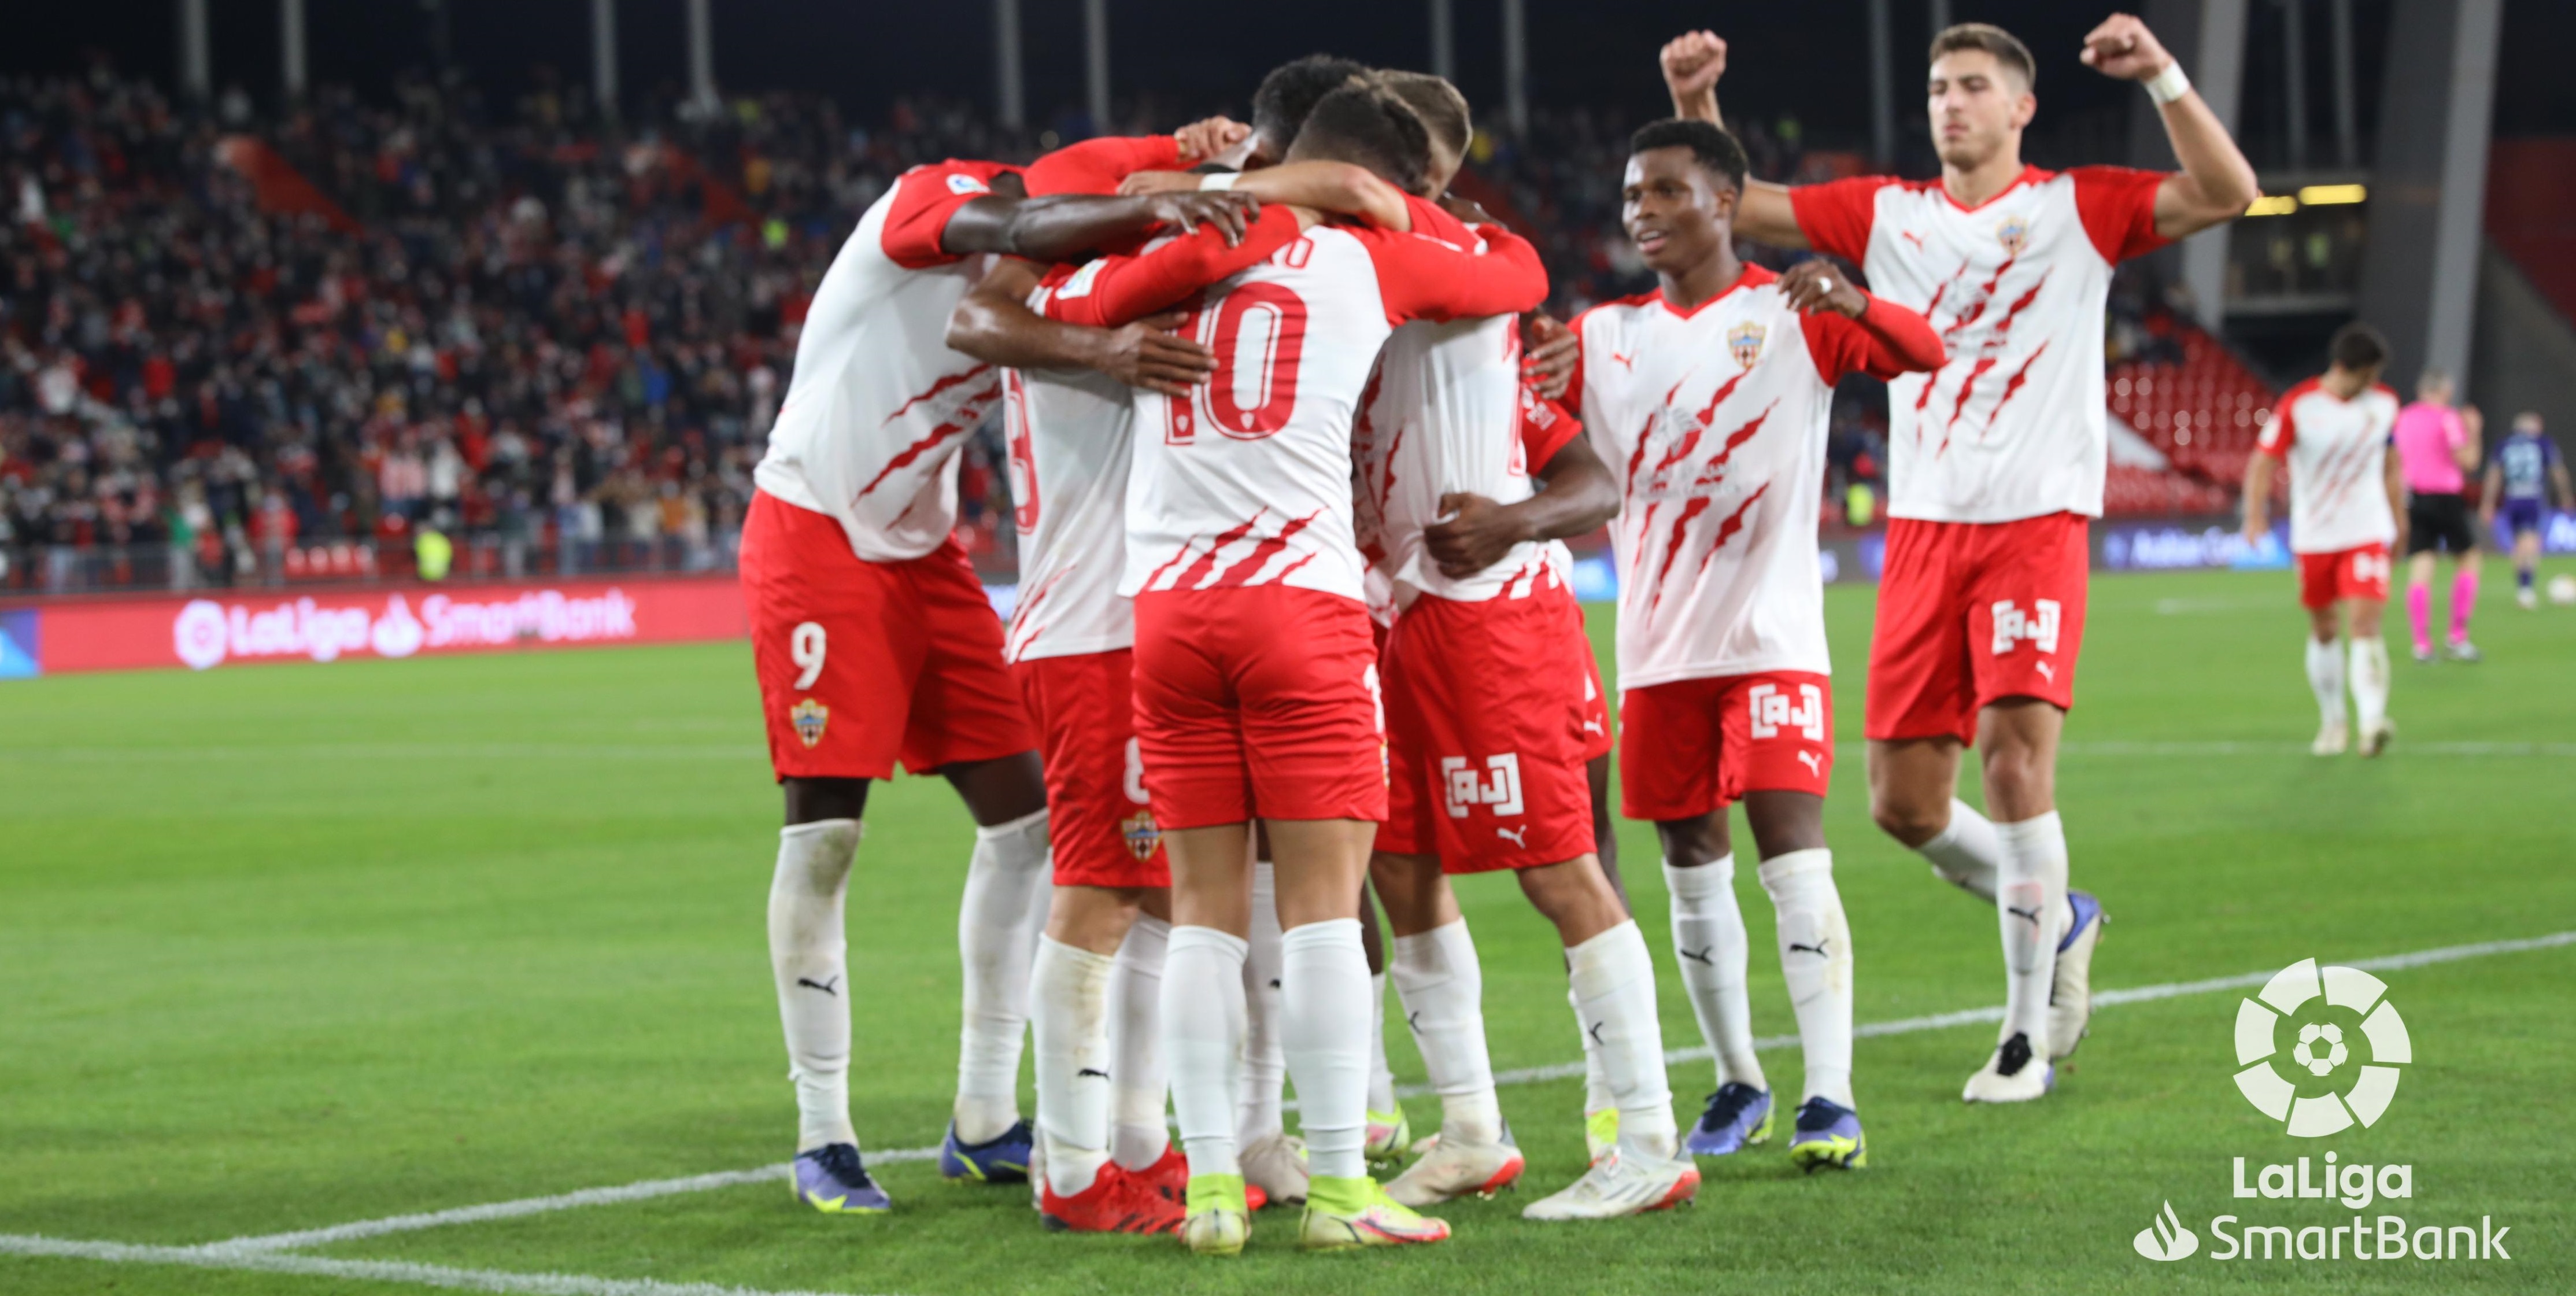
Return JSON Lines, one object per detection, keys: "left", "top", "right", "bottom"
{"left": 2234, "top": 958, "right": 2411, "bottom": 1137}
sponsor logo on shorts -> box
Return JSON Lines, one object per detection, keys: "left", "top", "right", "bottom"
{"left": 1990, "top": 598, "right": 2061, "bottom": 656}
{"left": 1747, "top": 682, "right": 1825, "bottom": 743}
{"left": 790, "top": 698, "right": 830, "bottom": 748}
{"left": 1441, "top": 753, "right": 1525, "bottom": 818}
{"left": 1122, "top": 811, "right": 1162, "bottom": 861}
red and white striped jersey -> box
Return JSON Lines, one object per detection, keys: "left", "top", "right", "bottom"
{"left": 998, "top": 359, "right": 1137, "bottom": 662}
{"left": 755, "top": 160, "right": 1015, "bottom": 560}
{"left": 1790, "top": 165, "right": 2170, "bottom": 523}
{"left": 1042, "top": 200, "right": 1548, "bottom": 605}
{"left": 2257, "top": 378, "right": 2401, "bottom": 554}
{"left": 1570, "top": 265, "right": 1919, "bottom": 686}
{"left": 1354, "top": 312, "right": 1587, "bottom": 604}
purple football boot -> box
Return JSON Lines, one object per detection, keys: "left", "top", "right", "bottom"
{"left": 793, "top": 1143, "right": 892, "bottom": 1213}
{"left": 1683, "top": 1081, "right": 1773, "bottom": 1157}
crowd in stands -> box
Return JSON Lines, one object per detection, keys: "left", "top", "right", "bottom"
{"left": 0, "top": 64, "right": 2233, "bottom": 595}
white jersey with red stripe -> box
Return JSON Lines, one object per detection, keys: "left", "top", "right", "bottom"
{"left": 1789, "top": 165, "right": 2170, "bottom": 523}
{"left": 999, "top": 357, "right": 1136, "bottom": 662}
{"left": 753, "top": 160, "right": 1014, "bottom": 561}
{"left": 2257, "top": 378, "right": 2401, "bottom": 554}
{"left": 1572, "top": 266, "right": 1887, "bottom": 686}
{"left": 1354, "top": 314, "right": 1575, "bottom": 603}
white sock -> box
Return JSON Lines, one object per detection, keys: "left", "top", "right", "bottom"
{"left": 1571, "top": 981, "right": 1614, "bottom": 1116}
{"left": 1389, "top": 921, "right": 1502, "bottom": 1144}
{"left": 1918, "top": 799, "right": 2002, "bottom": 903}
{"left": 1367, "top": 971, "right": 1397, "bottom": 1115}
{"left": 1031, "top": 935, "right": 1116, "bottom": 1197}
{"left": 2349, "top": 636, "right": 2390, "bottom": 732}
{"left": 2307, "top": 636, "right": 2347, "bottom": 728}
{"left": 1163, "top": 925, "right": 1248, "bottom": 1179}
{"left": 1235, "top": 862, "right": 1287, "bottom": 1147}
{"left": 1662, "top": 854, "right": 1766, "bottom": 1094}
{"left": 1994, "top": 813, "right": 2069, "bottom": 1047}
{"left": 1566, "top": 920, "right": 1678, "bottom": 1160}
{"left": 1107, "top": 914, "right": 1171, "bottom": 1171}
{"left": 1280, "top": 918, "right": 1373, "bottom": 1181}
{"left": 954, "top": 808, "right": 1051, "bottom": 1143}
{"left": 770, "top": 819, "right": 861, "bottom": 1153}
{"left": 1758, "top": 850, "right": 1855, "bottom": 1109}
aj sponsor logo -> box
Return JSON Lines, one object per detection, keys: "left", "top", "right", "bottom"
{"left": 2131, "top": 957, "right": 2514, "bottom": 1265}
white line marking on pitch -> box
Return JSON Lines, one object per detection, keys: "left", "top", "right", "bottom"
{"left": 0, "top": 1234, "right": 874, "bottom": 1296}
{"left": 172, "top": 926, "right": 2576, "bottom": 1262}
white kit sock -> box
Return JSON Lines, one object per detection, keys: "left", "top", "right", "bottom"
{"left": 2349, "top": 637, "right": 2390, "bottom": 733}
{"left": 1030, "top": 935, "right": 1115, "bottom": 1197}
{"left": 1389, "top": 921, "right": 1502, "bottom": 1144}
{"left": 1163, "top": 925, "right": 1249, "bottom": 1179}
{"left": 1919, "top": 798, "right": 2002, "bottom": 903}
{"left": 769, "top": 819, "right": 862, "bottom": 1152}
{"left": 2307, "top": 637, "right": 2347, "bottom": 728}
{"left": 1758, "top": 849, "right": 1856, "bottom": 1109}
{"left": 954, "top": 808, "right": 1051, "bottom": 1143}
{"left": 1235, "top": 862, "right": 1288, "bottom": 1147}
{"left": 1106, "top": 914, "right": 1171, "bottom": 1171}
{"left": 1993, "top": 813, "right": 2070, "bottom": 1048}
{"left": 1662, "top": 854, "right": 1765, "bottom": 1093}
{"left": 1566, "top": 920, "right": 1679, "bottom": 1160}
{"left": 1367, "top": 970, "right": 1397, "bottom": 1116}
{"left": 1280, "top": 918, "right": 1373, "bottom": 1180}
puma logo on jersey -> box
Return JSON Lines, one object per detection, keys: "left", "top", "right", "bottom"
{"left": 1990, "top": 599, "right": 2061, "bottom": 656}
{"left": 1610, "top": 351, "right": 1635, "bottom": 369}
{"left": 796, "top": 976, "right": 841, "bottom": 996}
{"left": 1497, "top": 826, "right": 1529, "bottom": 847}
{"left": 1898, "top": 229, "right": 1927, "bottom": 250}
{"left": 1797, "top": 750, "right": 1823, "bottom": 776}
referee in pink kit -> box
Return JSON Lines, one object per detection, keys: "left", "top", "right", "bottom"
{"left": 2390, "top": 370, "right": 2485, "bottom": 662}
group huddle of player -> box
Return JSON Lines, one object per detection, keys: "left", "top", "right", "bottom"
{"left": 735, "top": 12, "right": 2261, "bottom": 1254}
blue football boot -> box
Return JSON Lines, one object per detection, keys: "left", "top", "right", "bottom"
{"left": 1682, "top": 1081, "right": 1773, "bottom": 1157}
{"left": 792, "top": 1143, "right": 892, "bottom": 1213}
{"left": 938, "top": 1118, "right": 1034, "bottom": 1183}
{"left": 1786, "top": 1097, "right": 1867, "bottom": 1172}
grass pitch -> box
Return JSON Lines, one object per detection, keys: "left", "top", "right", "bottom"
{"left": 3, "top": 564, "right": 2572, "bottom": 1295}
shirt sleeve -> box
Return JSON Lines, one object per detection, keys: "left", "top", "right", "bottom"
{"left": 1033, "top": 206, "right": 1305, "bottom": 327}
{"left": 879, "top": 161, "right": 1013, "bottom": 269}
{"left": 1363, "top": 223, "right": 1550, "bottom": 326}
{"left": 1519, "top": 383, "right": 1584, "bottom": 470}
{"left": 1559, "top": 307, "right": 1602, "bottom": 414}
{"left": 2257, "top": 402, "right": 2296, "bottom": 457}
{"left": 1788, "top": 176, "right": 1894, "bottom": 263}
{"left": 2069, "top": 166, "right": 2172, "bottom": 265}
{"left": 1798, "top": 294, "right": 1947, "bottom": 385}
{"left": 1022, "top": 135, "right": 1184, "bottom": 198}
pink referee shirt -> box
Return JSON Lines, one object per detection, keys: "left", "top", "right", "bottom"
{"left": 2392, "top": 401, "right": 2469, "bottom": 494}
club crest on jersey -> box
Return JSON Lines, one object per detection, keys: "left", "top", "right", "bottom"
{"left": 1121, "top": 811, "right": 1162, "bottom": 861}
{"left": 790, "top": 698, "right": 830, "bottom": 749}
{"left": 1994, "top": 214, "right": 2031, "bottom": 255}
{"left": 1727, "top": 320, "right": 1767, "bottom": 369}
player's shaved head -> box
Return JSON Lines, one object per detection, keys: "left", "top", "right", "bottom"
{"left": 1629, "top": 119, "right": 1747, "bottom": 194}
{"left": 1253, "top": 54, "right": 1370, "bottom": 164}
{"left": 2328, "top": 322, "right": 2389, "bottom": 374}
{"left": 1287, "top": 83, "right": 1435, "bottom": 197}
{"left": 1378, "top": 72, "right": 1472, "bottom": 194}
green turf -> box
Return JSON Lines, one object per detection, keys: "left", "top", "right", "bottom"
{"left": 3, "top": 564, "right": 2571, "bottom": 1294}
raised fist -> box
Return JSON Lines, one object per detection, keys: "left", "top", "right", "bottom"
{"left": 1661, "top": 31, "right": 1728, "bottom": 99}
{"left": 2079, "top": 13, "right": 2175, "bottom": 82}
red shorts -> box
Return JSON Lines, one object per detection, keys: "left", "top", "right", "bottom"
{"left": 1620, "top": 672, "right": 1835, "bottom": 821}
{"left": 1866, "top": 512, "right": 2090, "bottom": 744}
{"left": 1131, "top": 585, "right": 1388, "bottom": 829}
{"left": 2297, "top": 543, "right": 2392, "bottom": 610}
{"left": 740, "top": 491, "right": 1034, "bottom": 780}
{"left": 1378, "top": 587, "right": 1596, "bottom": 872}
{"left": 1568, "top": 598, "right": 1616, "bottom": 762}
{"left": 1017, "top": 649, "right": 1167, "bottom": 889}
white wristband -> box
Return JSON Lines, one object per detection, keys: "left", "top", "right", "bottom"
{"left": 1197, "top": 172, "right": 1239, "bottom": 191}
{"left": 2145, "top": 61, "right": 2191, "bottom": 105}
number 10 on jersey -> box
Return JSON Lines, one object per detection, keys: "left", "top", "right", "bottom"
{"left": 1164, "top": 277, "right": 1309, "bottom": 445}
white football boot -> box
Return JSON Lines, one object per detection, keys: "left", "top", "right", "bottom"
{"left": 1385, "top": 1131, "right": 1525, "bottom": 1206}
{"left": 2311, "top": 719, "right": 2349, "bottom": 756}
{"left": 2359, "top": 717, "right": 2396, "bottom": 758}
{"left": 2047, "top": 891, "right": 2106, "bottom": 1060}
{"left": 1963, "top": 1031, "right": 2054, "bottom": 1103}
{"left": 1520, "top": 1146, "right": 1699, "bottom": 1221}
{"left": 1238, "top": 1130, "right": 1308, "bottom": 1205}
